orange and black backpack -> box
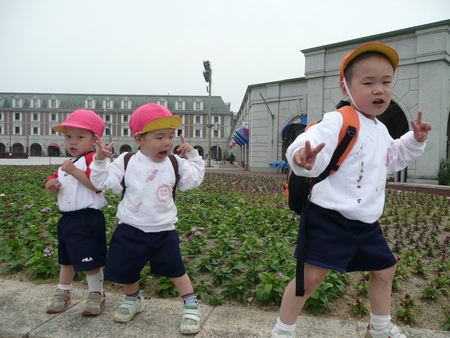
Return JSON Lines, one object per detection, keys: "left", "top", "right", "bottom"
{"left": 284, "top": 105, "right": 360, "bottom": 297}
{"left": 284, "top": 105, "right": 360, "bottom": 215}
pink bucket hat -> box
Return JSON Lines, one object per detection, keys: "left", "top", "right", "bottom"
{"left": 129, "top": 103, "right": 182, "bottom": 134}
{"left": 53, "top": 109, "right": 105, "bottom": 136}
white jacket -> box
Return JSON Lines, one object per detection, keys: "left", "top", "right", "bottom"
{"left": 286, "top": 110, "right": 426, "bottom": 223}
{"left": 90, "top": 150, "right": 205, "bottom": 232}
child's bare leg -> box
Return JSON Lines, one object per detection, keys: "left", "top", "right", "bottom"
{"left": 59, "top": 265, "right": 76, "bottom": 285}
{"left": 279, "top": 263, "right": 328, "bottom": 324}
{"left": 368, "top": 265, "right": 396, "bottom": 315}
{"left": 171, "top": 273, "right": 194, "bottom": 296}
{"left": 123, "top": 281, "right": 140, "bottom": 295}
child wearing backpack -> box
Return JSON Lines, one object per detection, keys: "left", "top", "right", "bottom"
{"left": 44, "top": 109, "right": 107, "bottom": 316}
{"left": 271, "top": 42, "right": 432, "bottom": 338}
{"left": 90, "top": 103, "right": 205, "bottom": 334}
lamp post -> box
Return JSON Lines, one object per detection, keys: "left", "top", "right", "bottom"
{"left": 203, "top": 60, "right": 213, "bottom": 167}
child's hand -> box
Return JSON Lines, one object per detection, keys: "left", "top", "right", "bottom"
{"left": 411, "top": 111, "right": 432, "bottom": 143}
{"left": 95, "top": 135, "right": 114, "bottom": 160}
{"left": 61, "top": 160, "right": 76, "bottom": 175}
{"left": 45, "top": 178, "right": 61, "bottom": 194}
{"left": 177, "top": 134, "right": 194, "bottom": 157}
{"left": 293, "top": 141, "right": 326, "bottom": 170}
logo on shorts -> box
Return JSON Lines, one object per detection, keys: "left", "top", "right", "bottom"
{"left": 82, "top": 257, "right": 93, "bottom": 262}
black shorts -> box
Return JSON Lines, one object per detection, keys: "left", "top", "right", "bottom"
{"left": 294, "top": 203, "right": 396, "bottom": 273}
{"left": 105, "top": 224, "right": 186, "bottom": 284}
{"left": 57, "top": 208, "right": 107, "bottom": 271}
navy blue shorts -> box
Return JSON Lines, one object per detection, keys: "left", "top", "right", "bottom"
{"left": 57, "top": 208, "right": 107, "bottom": 271}
{"left": 294, "top": 203, "right": 396, "bottom": 273}
{"left": 105, "top": 224, "right": 186, "bottom": 284}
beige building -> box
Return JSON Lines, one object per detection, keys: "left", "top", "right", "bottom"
{"left": 231, "top": 19, "right": 450, "bottom": 184}
{"left": 0, "top": 93, "right": 233, "bottom": 160}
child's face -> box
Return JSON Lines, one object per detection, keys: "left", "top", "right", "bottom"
{"left": 135, "top": 128, "right": 175, "bottom": 162}
{"left": 63, "top": 127, "right": 96, "bottom": 158}
{"left": 342, "top": 54, "right": 394, "bottom": 120}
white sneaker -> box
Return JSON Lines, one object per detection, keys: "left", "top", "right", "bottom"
{"left": 365, "top": 323, "right": 407, "bottom": 338}
{"left": 180, "top": 305, "right": 201, "bottom": 334}
{"left": 113, "top": 291, "right": 145, "bottom": 323}
{"left": 270, "top": 329, "right": 295, "bottom": 337}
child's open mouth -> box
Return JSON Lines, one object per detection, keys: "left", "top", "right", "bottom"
{"left": 373, "top": 98, "right": 384, "bottom": 106}
{"left": 157, "top": 151, "right": 168, "bottom": 158}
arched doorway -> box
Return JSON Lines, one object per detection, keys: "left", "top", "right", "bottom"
{"left": 48, "top": 143, "right": 60, "bottom": 157}
{"left": 12, "top": 143, "right": 24, "bottom": 153}
{"left": 211, "top": 145, "right": 222, "bottom": 160}
{"left": 0, "top": 143, "right": 6, "bottom": 153}
{"left": 30, "top": 143, "right": 43, "bottom": 156}
{"left": 120, "top": 145, "right": 132, "bottom": 154}
{"left": 194, "top": 146, "right": 204, "bottom": 158}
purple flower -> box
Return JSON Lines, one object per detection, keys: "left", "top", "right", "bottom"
{"left": 43, "top": 246, "right": 54, "bottom": 257}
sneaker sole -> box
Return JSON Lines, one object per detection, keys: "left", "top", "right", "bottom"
{"left": 46, "top": 300, "right": 71, "bottom": 313}
{"left": 180, "top": 325, "right": 200, "bottom": 335}
{"left": 81, "top": 298, "right": 106, "bottom": 316}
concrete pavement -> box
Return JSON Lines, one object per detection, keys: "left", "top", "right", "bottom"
{"left": 0, "top": 279, "right": 448, "bottom": 338}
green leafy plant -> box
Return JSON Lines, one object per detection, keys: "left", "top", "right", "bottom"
{"left": 395, "top": 294, "right": 422, "bottom": 327}
{"left": 442, "top": 308, "right": 450, "bottom": 331}
{"left": 255, "top": 271, "right": 290, "bottom": 305}
{"left": 438, "top": 159, "right": 450, "bottom": 185}
{"left": 350, "top": 298, "right": 369, "bottom": 317}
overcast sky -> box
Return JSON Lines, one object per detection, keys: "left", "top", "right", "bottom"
{"left": 0, "top": 0, "right": 448, "bottom": 111}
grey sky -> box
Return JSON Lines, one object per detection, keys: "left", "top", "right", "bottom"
{"left": 0, "top": 0, "right": 448, "bottom": 111}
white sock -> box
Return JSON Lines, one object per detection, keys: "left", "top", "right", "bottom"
{"left": 57, "top": 284, "right": 72, "bottom": 291}
{"left": 370, "top": 313, "right": 391, "bottom": 330}
{"left": 274, "top": 317, "right": 296, "bottom": 335}
{"left": 86, "top": 269, "right": 104, "bottom": 294}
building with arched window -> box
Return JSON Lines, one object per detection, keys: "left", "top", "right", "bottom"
{"left": 0, "top": 93, "right": 233, "bottom": 161}
{"left": 231, "top": 19, "right": 450, "bottom": 184}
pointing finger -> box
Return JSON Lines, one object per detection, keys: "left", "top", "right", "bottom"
{"left": 180, "top": 134, "right": 186, "bottom": 144}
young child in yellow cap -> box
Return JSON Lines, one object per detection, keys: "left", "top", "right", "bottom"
{"left": 45, "top": 109, "right": 107, "bottom": 316}
{"left": 270, "top": 43, "right": 432, "bottom": 338}
{"left": 91, "top": 103, "right": 205, "bottom": 334}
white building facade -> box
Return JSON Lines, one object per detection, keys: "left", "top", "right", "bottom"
{"left": 0, "top": 93, "right": 233, "bottom": 160}
{"left": 231, "top": 20, "right": 450, "bottom": 184}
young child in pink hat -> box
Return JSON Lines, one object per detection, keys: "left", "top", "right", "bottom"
{"left": 91, "top": 103, "right": 205, "bottom": 334}
{"left": 45, "top": 109, "right": 107, "bottom": 316}
{"left": 270, "top": 43, "right": 432, "bottom": 338}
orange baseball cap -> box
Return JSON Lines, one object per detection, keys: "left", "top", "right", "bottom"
{"left": 53, "top": 109, "right": 105, "bottom": 136}
{"left": 129, "top": 103, "right": 182, "bottom": 134}
{"left": 340, "top": 42, "right": 399, "bottom": 83}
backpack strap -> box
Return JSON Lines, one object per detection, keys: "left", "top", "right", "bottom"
{"left": 121, "top": 152, "right": 136, "bottom": 199}
{"left": 121, "top": 152, "right": 180, "bottom": 200}
{"left": 309, "top": 106, "right": 359, "bottom": 189}
{"left": 167, "top": 154, "right": 180, "bottom": 199}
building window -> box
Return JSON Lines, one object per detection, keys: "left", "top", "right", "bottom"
{"left": 122, "top": 100, "right": 131, "bottom": 109}
{"left": 51, "top": 113, "right": 57, "bottom": 121}
{"left": 213, "top": 129, "right": 219, "bottom": 138}
{"left": 123, "top": 114, "right": 129, "bottom": 123}
{"left": 87, "top": 100, "right": 93, "bottom": 109}
{"left": 194, "top": 115, "right": 201, "bottom": 124}
{"left": 15, "top": 113, "right": 21, "bottom": 121}
{"left": 0, "top": 126, "right": 2, "bottom": 134}
{"left": 176, "top": 101, "right": 185, "bottom": 110}
{"left": 177, "top": 128, "right": 183, "bottom": 136}
{"left": 194, "top": 101, "right": 203, "bottom": 110}
{"left": 123, "top": 128, "right": 129, "bottom": 136}
{"left": 33, "top": 113, "right": 39, "bottom": 121}
{"left": 51, "top": 128, "right": 56, "bottom": 135}
{"left": 31, "top": 99, "right": 39, "bottom": 108}
{"left": 105, "top": 114, "right": 111, "bottom": 122}
{"left": 194, "top": 129, "right": 202, "bottom": 138}
{"left": 51, "top": 99, "right": 57, "bottom": 108}
{"left": 33, "top": 127, "right": 39, "bottom": 135}
{"left": 13, "top": 98, "right": 21, "bottom": 107}
{"left": 213, "top": 116, "right": 220, "bottom": 124}
{"left": 0, "top": 112, "right": 2, "bottom": 120}
{"left": 15, "top": 126, "right": 20, "bottom": 134}
{"left": 157, "top": 99, "right": 168, "bottom": 108}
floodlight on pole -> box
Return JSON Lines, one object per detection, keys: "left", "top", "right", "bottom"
{"left": 203, "top": 60, "right": 213, "bottom": 167}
